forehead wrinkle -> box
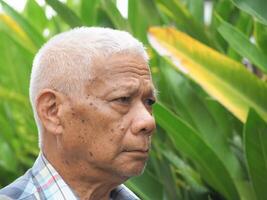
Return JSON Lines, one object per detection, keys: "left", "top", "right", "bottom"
{"left": 109, "top": 78, "right": 140, "bottom": 93}
{"left": 107, "top": 66, "right": 151, "bottom": 80}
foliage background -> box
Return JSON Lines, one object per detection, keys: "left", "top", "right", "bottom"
{"left": 0, "top": 0, "right": 267, "bottom": 200}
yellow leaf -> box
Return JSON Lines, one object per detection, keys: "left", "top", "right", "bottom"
{"left": 148, "top": 27, "right": 267, "bottom": 123}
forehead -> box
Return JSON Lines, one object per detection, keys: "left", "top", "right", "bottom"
{"left": 86, "top": 53, "right": 155, "bottom": 96}
{"left": 100, "top": 53, "right": 150, "bottom": 76}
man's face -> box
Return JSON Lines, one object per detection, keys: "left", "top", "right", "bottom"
{"left": 59, "top": 53, "right": 156, "bottom": 179}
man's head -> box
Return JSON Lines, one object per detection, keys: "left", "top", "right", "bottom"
{"left": 29, "top": 27, "right": 156, "bottom": 181}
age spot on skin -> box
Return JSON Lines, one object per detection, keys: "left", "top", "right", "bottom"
{"left": 89, "top": 152, "right": 93, "bottom": 157}
{"left": 110, "top": 128, "right": 114, "bottom": 133}
{"left": 64, "top": 160, "right": 70, "bottom": 166}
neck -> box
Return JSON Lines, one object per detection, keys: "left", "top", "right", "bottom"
{"left": 42, "top": 143, "right": 126, "bottom": 200}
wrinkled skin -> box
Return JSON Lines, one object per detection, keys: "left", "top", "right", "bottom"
{"left": 38, "top": 53, "right": 156, "bottom": 200}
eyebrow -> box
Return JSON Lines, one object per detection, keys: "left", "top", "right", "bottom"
{"left": 141, "top": 84, "right": 158, "bottom": 100}
{"left": 152, "top": 87, "right": 159, "bottom": 99}
{"left": 107, "top": 81, "right": 158, "bottom": 99}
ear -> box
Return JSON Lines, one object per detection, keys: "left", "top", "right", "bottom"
{"left": 36, "top": 89, "right": 65, "bottom": 135}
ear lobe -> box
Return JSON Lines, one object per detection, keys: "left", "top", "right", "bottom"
{"left": 36, "top": 89, "right": 64, "bottom": 135}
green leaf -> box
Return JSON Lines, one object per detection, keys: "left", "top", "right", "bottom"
{"left": 80, "top": 0, "right": 100, "bottom": 26}
{"left": 0, "top": 137, "right": 18, "bottom": 172}
{"left": 148, "top": 26, "right": 267, "bottom": 123}
{"left": 100, "top": 0, "right": 131, "bottom": 31}
{"left": 128, "top": 0, "right": 161, "bottom": 43}
{"left": 128, "top": 0, "right": 148, "bottom": 43}
{"left": 244, "top": 109, "right": 267, "bottom": 200}
{"left": 232, "top": 0, "right": 267, "bottom": 26}
{"left": 217, "top": 16, "right": 267, "bottom": 74}
{"left": 155, "top": 0, "right": 216, "bottom": 49}
{"left": 162, "top": 150, "right": 207, "bottom": 193}
{"left": 188, "top": 0, "right": 204, "bottom": 25}
{"left": 23, "top": 0, "right": 47, "bottom": 34}
{"left": 0, "top": 30, "right": 33, "bottom": 95}
{"left": 0, "top": 14, "right": 36, "bottom": 53}
{"left": 0, "top": 0, "right": 45, "bottom": 48}
{"left": 126, "top": 170, "right": 163, "bottom": 200}
{"left": 209, "top": 0, "right": 235, "bottom": 52}
{"left": 254, "top": 21, "right": 267, "bottom": 55}
{"left": 0, "top": 85, "right": 29, "bottom": 106}
{"left": 159, "top": 65, "right": 242, "bottom": 180}
{"left": 45, "top": 0, "right": 83, "bottom": 28}
{"left": 226, "top": 12, "right": 253, "bottom": 61}
{"left": 153, "top": 103, "right": 240, "bottom": 200}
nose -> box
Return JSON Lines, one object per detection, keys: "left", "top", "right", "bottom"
{"left": 131, "top": 103, "right": 156, "bottom": 136}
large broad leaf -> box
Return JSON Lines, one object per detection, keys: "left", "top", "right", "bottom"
{"left": 148, "top": 26, "right": 267, "bottom": 123}
{"left": 244, "top": 109, "right": 267, "bottom": 200}
{"left": 45, "top": 0, "right": 83, "bottom": 28}
{"left": 158, "top": 65, "right": 242, "bottom": 178}
{"left": 232, "top": 0, "right": 267, "bottom": 26}
{"left": 217, "top": 16, "right": 267, "bottom": 74}
{"left": 153, "top": 103, "right": 240, "bottom": 200}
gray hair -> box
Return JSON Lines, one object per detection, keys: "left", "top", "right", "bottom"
{"left": 29, "top": 27, "right": 149, "bottom": 148}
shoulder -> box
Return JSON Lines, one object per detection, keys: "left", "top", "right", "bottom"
{"left": 0, "top": 170, "right": 36, "bottom": 200}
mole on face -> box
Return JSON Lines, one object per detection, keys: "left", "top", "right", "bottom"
{"left": 63, "top": 159, "right": 70, "bottom": 166}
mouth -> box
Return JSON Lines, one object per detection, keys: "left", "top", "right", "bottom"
{"left": 122, "top": 148, "right": 150, "bottom": 158}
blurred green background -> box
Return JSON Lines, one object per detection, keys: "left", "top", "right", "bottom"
{"left": 0, "top": 0, "right": 267, "bottom": 199}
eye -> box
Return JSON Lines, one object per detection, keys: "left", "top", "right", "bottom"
{"left": 113, "top": 96, "right": 131, "bottom": 105}
{"left": 145, "top": 98, "right": 156, "bottom": 106}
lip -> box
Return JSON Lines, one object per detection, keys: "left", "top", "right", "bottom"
{"left": 124, "top": 148, "right": 149, "bottom": 153}
{"left": 123, "top": 149, "right": 149, "bottom": 157}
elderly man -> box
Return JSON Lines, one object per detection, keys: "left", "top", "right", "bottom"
{"left": 0, "top": 27, "right": 156, "bottom": 200}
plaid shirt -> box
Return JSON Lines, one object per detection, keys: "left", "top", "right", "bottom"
{"left": 0, "top": 153, "right": 139, "bottom": 200}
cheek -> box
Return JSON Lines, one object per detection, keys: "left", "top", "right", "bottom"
{"left": 61, "top": 98, "right": 131, "bottom": 156}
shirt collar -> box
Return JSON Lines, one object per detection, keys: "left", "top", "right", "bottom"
{"left": 31, "top": 153, "right": 78, "bottom": 199}
{"left": 31, "top": 153, "right": 139, "bottom": 200}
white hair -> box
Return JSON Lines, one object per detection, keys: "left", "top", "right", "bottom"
{"left": 29, "top": 27, "right": 149, "bottom": 148}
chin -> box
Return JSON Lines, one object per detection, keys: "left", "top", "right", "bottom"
{"left": 118, "top": 162, "right": 147, "bottom": 178}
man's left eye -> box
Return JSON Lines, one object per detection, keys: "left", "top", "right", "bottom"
{"left": 145, "top": 98, "right": 156, "bottom": 106}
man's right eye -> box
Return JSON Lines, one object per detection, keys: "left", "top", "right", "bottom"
{"left": 113, "top": 96, "right": 131, "bottom": 105}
